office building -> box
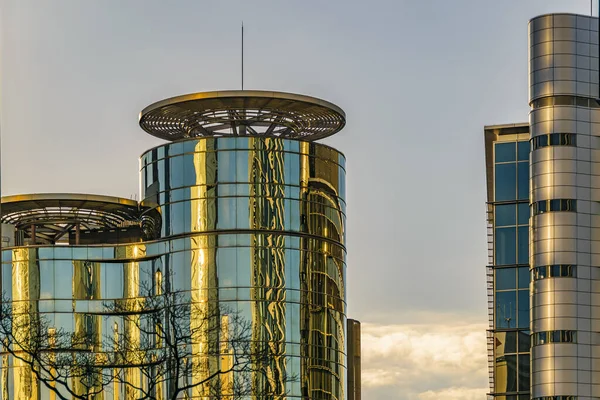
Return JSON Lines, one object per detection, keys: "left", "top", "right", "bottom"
{"left": 486, "top": 12, "right": 600, "bottom": 400}
{"left": 0, "top": 90, "right": 357, "bottom": 399}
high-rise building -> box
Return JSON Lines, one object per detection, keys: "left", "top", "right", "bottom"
{"left": 0, "top": 90, "right": 358, "bottom": 399}
{"left": 486, "top": 12, "right": 600, "bottom": 400}
{"left": 484, "top": 123, "right": 531, "bottom": 400}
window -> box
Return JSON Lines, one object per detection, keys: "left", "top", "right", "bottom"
{"left": 531, "top": 199, "right": 577, "bottom": 215}
{"left": 494, "top": 330, "right": 530, "bottom": 395}
{"left": 531, "top": 94, "right": 600, "bottom": 109}
{"left": 494, "top": 203, "right": 528, "bottom": 266}
{"left": 495, "top": 267, "right": 529, "bottom": 329}
{"left": 531, "top": 133, "right": 576, "bottom": 150}
{"left": 531, "top": 330, "right": 577, "bottom": 346}
{"left": 531, "top": 265, "right": 576, "bottom": 280}
{"left": 494, "top": 141, "right": 529, "bottom": 201}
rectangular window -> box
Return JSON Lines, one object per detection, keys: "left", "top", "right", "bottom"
{"left": 517, "top": 226, "right": 529, "bottom": 264}
{"left": 517, "top": 141, "right": 529, "bottom": 161}
{"left": 496, "top": 227, "right": 517, "bottom": 265}
{"left": 496, "top": 291, "right": 517, "bottom": 328}
{"left": 517, "top": 290, "right": 529, "bottom": 329}
{"left": 495, "top": 163, "right": 517, "bottom": 201}
{"left": 518, "top": 203, "right": 529, "bottom": 225}
{"left": 517, "top": 162, "right": 529, "bottom": 200}
{"left": 496, "top": 142, "right": 516, "bottom": 163}
{"left": 496, "top": 267, "right": 516, "bottom": 290}
{"left": 518, "top": 267, "right": 529, "bottom": 289}
{"left": 496, "top": 204, "right": 517, "bottom": 227}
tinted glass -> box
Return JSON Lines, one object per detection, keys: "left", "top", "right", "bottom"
{"left": 518, "top": 354, "right": 530, "bottom": 391}
{"left": 517, "top": 203, "right": 529, "bottom": 225}
{"left": 517, "top": 141, "right": 529, "bottom": 161}
{"left": 496, "top": 142, "right": 516, "bottom": 163}
{"left": 517, "top": 162, "right": 529, "bottom": 200}
{"left": 495, "top": 163, "right": 517, "bottom": 201}
{"left": 496, "top": 227, "right": 516, "bottom": 265}
{"left": 517, "top": 330, "right": 530, "bottom": 352}
{"left": 496, "top": 268, "right": 516, "bottom": 290}
{"left": 518, "top": 267, "right": 530, "bottom": 288}
{"left": 517, "top": 289, "right": 529, "bottom": 329}
{"left": 517, "top": 226, "right": 529, "bottom": 264}
{"left": 496, "top": 290, "right": 517, "bottom": 329}
{"left": 496, "top": 204, "right": 516, "bottom": 227}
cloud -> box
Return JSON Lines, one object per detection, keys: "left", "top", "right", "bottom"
{"left": 360, "top": 315, "right": 488, "bottom": 400}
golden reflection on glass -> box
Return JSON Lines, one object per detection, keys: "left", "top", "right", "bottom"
{"left": 190, "top": 139, "right": 219, "bottom": 397}
{"left": 72, "top": 260, "right": 103, "bottom": 399}
{"left": 48, "top": 327, "right": 56, "bottom": 400}
{"left": 220, "top": 314, "right": 233, "bottom": 396}
{"left": 2, "top": 338, "right": 9, "bottom": 400}
{"left": 12, "top": 247, "right": 40, "bottom": 400}
{"left": 248, "top": 137, "right": 287, "bottom": 396}
{"left": 117, "top": 244, "right": 146, "bottom": 400}
{"left": 299, "top": 142, "right": 345, "bottom": 400}
{"left": 113, "top": 322, "right": 120, "bottom": 400}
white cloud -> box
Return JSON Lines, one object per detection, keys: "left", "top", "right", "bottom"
{"left": 360, "top": 315, "right": 489, "bottom": 400}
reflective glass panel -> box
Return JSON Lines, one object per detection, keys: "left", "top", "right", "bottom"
{"left": 517, "top": 289, "right": 529, "bottom": 329}
{"left": 496, "top": 268, "right": 516, "bottom": 290}
{"left": 517, "top": 162, "right": 529, "bottom": 200}
{"left": 496, "top": 142, "right": 516, "bottom": 163}
{"left": 496, "top": 291, "right": 517, "bottom": 328}
{"left": 518, "top": 267, "right": 529, "bottom": 289}
{"left": 517, "top": 203, "right": 529, "bottom": 225}
{"left": 495, "top": 163, "right": 517, "bottom": 201}
{"left": 495, "top": 227, "right": 516, "bottom": 265}
{"left": 517, "top": 141, "right": 529, "bottom": 161}
{"left": 518, "top": 354, "right": 530, "bottom": 391}
{"left": 496, "top": 204, "right": 516, "bottom": 227}
{"left": 517, "top": 226, "right": 529, "bottom": 264}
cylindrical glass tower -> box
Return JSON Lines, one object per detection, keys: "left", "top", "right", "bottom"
{"left": 0, "top": 90, "right": 348, "bottom": 399}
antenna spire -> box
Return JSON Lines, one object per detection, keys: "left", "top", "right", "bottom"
{"left": 241, "top": 22, "right": 244, "bottom": 90}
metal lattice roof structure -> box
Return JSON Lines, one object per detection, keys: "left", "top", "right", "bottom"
{"left": 0, "top": 194, "right": 144, "bottom": 243}
{"left": 139, "top": 90, "right": 346, "bottom": 141}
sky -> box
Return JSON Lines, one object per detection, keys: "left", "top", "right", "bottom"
{"left": 0, "top": 1, "right": 596, "bottom": 399}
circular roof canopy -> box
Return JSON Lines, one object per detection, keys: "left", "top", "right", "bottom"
{"left": 139, "top": 90, "right": 346, "bottom": 141}
{"left": 0, "top": 194, "right": 143, "bottom": 242}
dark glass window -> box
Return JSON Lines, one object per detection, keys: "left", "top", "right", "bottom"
{"left": 496, "top": 163, "right": 517, "bottom": 201}
{"left": 532, "top": 330, "right": 577, "bottom": 346}
{"left": 518, "top": 203, "right": 529, "bottom": 225}
{"left": 517, "top": 226, "right": 528, "bottom": 265}
{"left": 496, "top": 142, "right": 516, "bottom": 163}
{"left": 518, "top": 354, "right": 530, "bottom": 391}
{"left": 496, "top": 204, "right": 516, "bottom": 227}
{"left": 496, "top": 291, "right": 517, "bottom": 328}
{"left": 517, "top": 290, "right": 529, "bottom": 329}
{"left": 531, "top": 265, "right": 576, "bottom": 280}
{"left": 532, "top": 199, "right": 577, "bottom": 215}
{"left": 496, "top": 227, "right": 517, "bottom": 265}
{"left": 517, "top": 162, "right": 528, "bottom": 200}
{"left": 504, "top": 331, "right": 517, "bottom": 353}
{"left": 530, "top": 133, "right": 576, "bottom": 150}
{"left": 517, "top": 141, "right": 529, "bottom": 161}
{"left": 496, "top": 268, "right": 516, "bottom": 290}
{"left": 518, "top": 267, "right": 529, "bottom": 289}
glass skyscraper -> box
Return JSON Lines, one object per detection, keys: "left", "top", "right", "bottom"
{"left": 486, "top": 12, "right": 600, "bottom": 400}
{"left": 485, "top": 123, "right": 531, "bottom": 400}
{"left": 0, "top": 90, "right": 359, "bottom": 399}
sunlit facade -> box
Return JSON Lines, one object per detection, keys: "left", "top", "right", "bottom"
{"left": 0, "top": 90, "right": 355, "bottom": 399}
{"left": 486, "top": 12, "right": 600, "bottom": 400}
{"left": 484, "top": 123, "right": 531, "bottom": 400}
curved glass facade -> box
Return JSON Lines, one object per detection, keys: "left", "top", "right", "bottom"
{"left": 0, "top": 136, "right": 347, "bottom": 399}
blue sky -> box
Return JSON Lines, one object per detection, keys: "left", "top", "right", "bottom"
{"left": 0, "top": 1, "right": 595, "bottom": 398}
